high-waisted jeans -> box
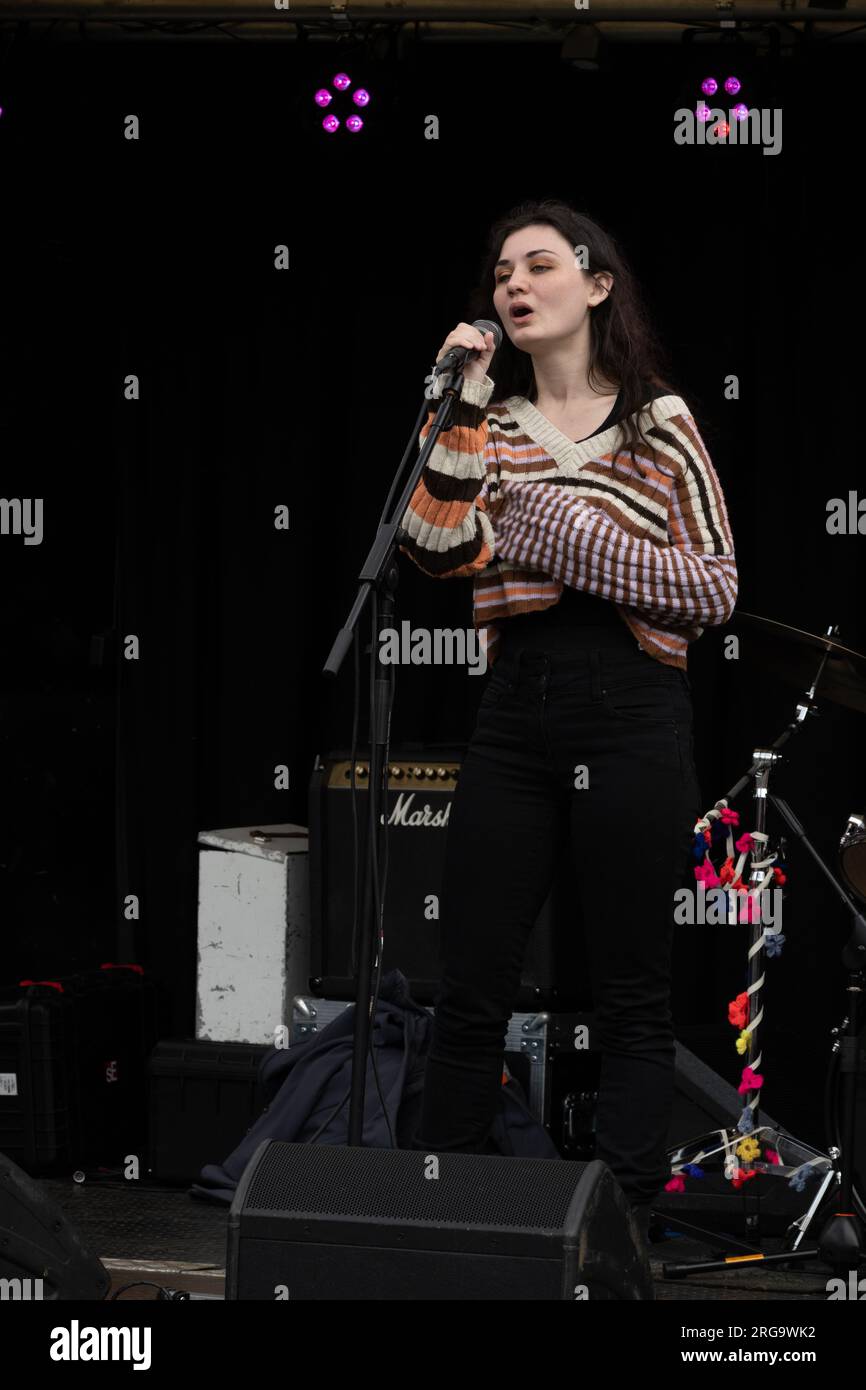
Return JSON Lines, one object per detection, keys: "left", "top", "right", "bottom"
{"left": 411, "top": 618, "right": 702, "bottom": 1208}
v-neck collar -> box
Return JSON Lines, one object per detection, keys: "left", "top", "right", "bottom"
{"left": 501, "top": 391, "right": 684, "bottom": 479}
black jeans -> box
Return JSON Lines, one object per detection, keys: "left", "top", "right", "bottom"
{"left": 412, "top": 620, "right": 701, "bottom": 1208}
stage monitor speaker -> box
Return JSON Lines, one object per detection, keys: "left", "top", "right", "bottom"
{"left": 226, "top": 1140, "right": 652, "bottom": 1301}
{"left": 0, "top": 1150, "right": 110, "bottom": 1300}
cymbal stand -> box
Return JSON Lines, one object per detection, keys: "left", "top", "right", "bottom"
{"left": 663, "top": 628, "right": 866, "bottom": 1279}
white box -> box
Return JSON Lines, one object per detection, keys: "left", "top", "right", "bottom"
{"left": 195, "top": 823, "right": 310, "bottom": 1044}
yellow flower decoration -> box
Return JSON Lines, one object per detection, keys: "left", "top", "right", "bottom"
{"left": 735, "top": 1029, "right": 752, "bottom": 1055}
{"left": 736, "top": 1137, "right": 761, "bottom": 1162}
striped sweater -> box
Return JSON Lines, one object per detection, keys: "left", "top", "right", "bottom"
{"left": 398, "top": 369, "right": 737, "bottom": 670}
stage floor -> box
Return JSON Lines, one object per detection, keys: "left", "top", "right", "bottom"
{"left": 35, "top": 1174, "right": 851, "bottom": 1302}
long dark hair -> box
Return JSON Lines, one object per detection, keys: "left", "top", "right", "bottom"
{"left": 466, "top": 198, "right": 689, "bottom": 474}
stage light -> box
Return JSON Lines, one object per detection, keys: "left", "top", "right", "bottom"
{"left": 312, "top": 72, "right": 372, "bottom": 135}
{"left": 694, "top": 74, "right": 751, "bottom": 141}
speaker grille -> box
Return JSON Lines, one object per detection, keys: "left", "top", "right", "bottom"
{"left": 243, "top": 1143, "right": 588, "bottom": 1231}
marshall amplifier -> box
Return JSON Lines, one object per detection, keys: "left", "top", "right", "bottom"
{"left": 308, "top": 745, "right": 592, "bottom": 1010}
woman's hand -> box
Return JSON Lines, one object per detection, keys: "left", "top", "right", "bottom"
{"left": 435, "top": 323, "right": 497, "bottom": 383}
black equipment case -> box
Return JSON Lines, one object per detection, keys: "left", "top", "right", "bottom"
{"left": 0, "top": 965, "right": 161, "bottom": 1174}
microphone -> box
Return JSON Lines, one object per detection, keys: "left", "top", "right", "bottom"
{"left": 432, "top": 319, "right": 502, "bottom": 377}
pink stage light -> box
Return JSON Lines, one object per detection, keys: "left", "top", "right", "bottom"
{"left": 313, "top": 73, "right": 372, "bottom": 134}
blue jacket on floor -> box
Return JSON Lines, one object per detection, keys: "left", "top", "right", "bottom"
{"left": 189, "top": 969, "right": 559, "bottom": 1204}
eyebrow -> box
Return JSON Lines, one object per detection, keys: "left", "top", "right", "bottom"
{"left": 495, "top": 248, "right": 561, "bottom": 268}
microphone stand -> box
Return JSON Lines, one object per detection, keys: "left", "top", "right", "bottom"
{"left": 320, "top": 356, "right": 475, "bottom": 1146}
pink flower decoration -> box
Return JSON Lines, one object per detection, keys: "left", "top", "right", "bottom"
{"left": 695, "top": 863, "right": 721, "bottom": 888}
{"left": 665, "top": 1175, "right": 686, "bottom": 1193}
{"left": 735, "top": 833, "right": 754, "bottom": 853}
{"left": 738, "top": 1066, "right": 764, "bottom": 1094}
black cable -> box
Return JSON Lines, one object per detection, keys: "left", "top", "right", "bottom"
{"left": 364, "top": 585, "right": 396, "bottom": 1149}
{"left": 302, "top": 607, "right": 398, "bottom": 1148}
{"left": 109, "top": 1280, "right": 166, "bottom": 1300}
{"left": 298, "top": 625, "right": 365, "bottom": 1146}
{"left": 297, "top": 392, "right": 425, "bottom": 1148}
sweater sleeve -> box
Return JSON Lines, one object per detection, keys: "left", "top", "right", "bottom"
{"left": 492, "top": 406, "right": 738, "bottom": 628}
{"left": 398, "top": 371, "right": 497, "bottom": 579}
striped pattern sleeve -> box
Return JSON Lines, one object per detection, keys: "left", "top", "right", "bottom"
{"left": 398, "top": 372, "right": 496, "bottom": 579}
{"left": 492, "top": 407, "right": 737, "bottom": 627}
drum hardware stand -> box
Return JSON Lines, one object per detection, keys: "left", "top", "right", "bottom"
{"left": 763, "top": 794, "right": 865, "bottom": 1261}
{"left": 663, "top": 626, "right": 866, "bottom": 1280}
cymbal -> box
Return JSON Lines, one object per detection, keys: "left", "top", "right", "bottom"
{"left": 730, "top": 611, "right": 866, "bottom": 715}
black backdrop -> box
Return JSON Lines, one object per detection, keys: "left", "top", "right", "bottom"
{"left": 1, "top": 30, "right": 863, "bottom": 1148}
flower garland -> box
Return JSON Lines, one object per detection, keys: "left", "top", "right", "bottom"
{"left": 693, "top": 801, "right": 787, "bottom": 1135}
{"left": 664, "top": 799, "right": 813, "bottom": 1199}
